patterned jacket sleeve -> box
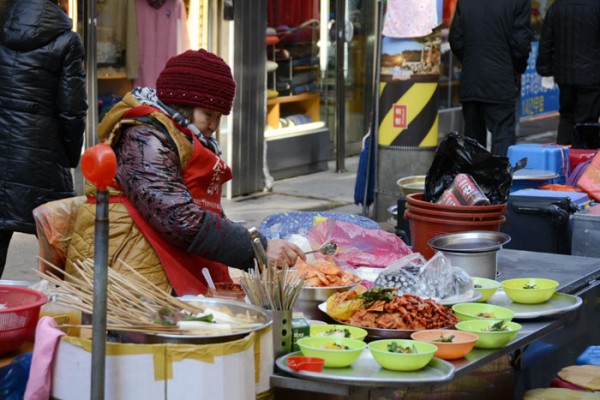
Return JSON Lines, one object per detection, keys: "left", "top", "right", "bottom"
{"left": 114, "top": 124, "right": 264, "bottom": 269}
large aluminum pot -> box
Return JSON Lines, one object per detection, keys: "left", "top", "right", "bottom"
{"left": 428, "top": 231, "right": 511, "bottom": 279}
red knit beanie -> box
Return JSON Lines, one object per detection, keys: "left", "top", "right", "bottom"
{"left": 156, "top": 49, "right": 236, "bottom": 115}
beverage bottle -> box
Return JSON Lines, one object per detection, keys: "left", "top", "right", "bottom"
{"left": 39, "top": 294, "right": 82, "bottom": 337}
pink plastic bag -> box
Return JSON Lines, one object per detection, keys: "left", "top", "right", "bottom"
{"left": 306, "top": 219, "right": 412, "bottom": 268}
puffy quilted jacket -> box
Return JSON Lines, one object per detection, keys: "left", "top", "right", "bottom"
{"left": 536, "top": 0, "right": 600, "bottom": 86}
{"left": 449, "top": 0, "right": 532, "bottom": 104}
{"left": 0, "top": 0, "right": 87, "bottom": 233}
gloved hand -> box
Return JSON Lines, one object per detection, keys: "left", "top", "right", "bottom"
{"left": 541, "top": 76, "right": 555, "bottom": 90}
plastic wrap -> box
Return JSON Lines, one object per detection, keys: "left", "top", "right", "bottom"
{"left": 32, "top": 196, "right": 86, "bottom": 274}
{"left": 305, "top": 219, "right": 412, "bottom": 268}
{"left": 374, "top": 252, "right": 473, "bottom": 299}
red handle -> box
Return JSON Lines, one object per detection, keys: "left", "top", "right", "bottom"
{"left": 80, "top": 144, "right": 117, "bottom": 190}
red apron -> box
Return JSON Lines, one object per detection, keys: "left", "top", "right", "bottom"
{"left": 119, "top": 106, "right": 234, "bottom": 295}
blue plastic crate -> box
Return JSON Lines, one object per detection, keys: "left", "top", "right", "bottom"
{"left": 508, "top": 144, "right": 570, "bottom": 184}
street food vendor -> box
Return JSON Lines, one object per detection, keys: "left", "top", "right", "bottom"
{"left": 64, "top": 49, "right": 305, "bottom": 295}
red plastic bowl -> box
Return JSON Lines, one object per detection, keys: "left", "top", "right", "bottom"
{"left": 406, "top": 202, "right": 506, "bottom": 222}
{"left": 0, "top": 285, "right": 48, "bottom": 355}
{"left": 404, "top": 210, "right": 506, "bottom": 260}
{"left": 407, "top": 193, "right": 506, "bottom": 213}
{"left": 287, "top": 356, "right": 325, "bottom": 372}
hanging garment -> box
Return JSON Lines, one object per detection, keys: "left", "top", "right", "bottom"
{"left": 134, "top": 0, "right": 190, "bottom": 87}
{"left": 382, "top": 0, "right": 441, "bottom": 38}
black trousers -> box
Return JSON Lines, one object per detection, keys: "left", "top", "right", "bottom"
{"left": 461, "top": 101, "right": 517, "bottom": 157}
{"left": 557, "top": 84, "right": 600, "bottom": 147}
{"left": 0, "top": 230, "right": 14, "bottom": 278}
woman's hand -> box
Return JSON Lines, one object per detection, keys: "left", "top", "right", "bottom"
{"left": 266, "top": 239, "right": 306, "bottom": 268}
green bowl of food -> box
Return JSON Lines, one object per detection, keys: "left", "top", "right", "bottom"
{"left": 455, "top": 320, "right": 522, "bottom": 349}
{"left": 297, "top": 336, "right": 366, "bottom": 368}
{"left": 501, "top": 278, "right": 559, "bottom": 304}
{"left": 368, "top": 339, "right": 438, "bottom": 371}
{"left": 309, "top": 324, "right": 368, "bottom": 341}
{"left": 472, "top": 277, "right": 501, "bottom": 302}
{"left": 452, "top": 303, "right": 515, "bottom": 322}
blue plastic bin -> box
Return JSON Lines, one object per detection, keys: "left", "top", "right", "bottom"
{"left": 508, "top": 144, "right": 570, "bottom": 184}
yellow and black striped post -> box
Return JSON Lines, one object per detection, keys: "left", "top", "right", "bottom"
{"left": 378, "top": 78, "right": 439, "bottom": 147}
{"left": 374, "top": 35, "right": 441, "bottom": 220}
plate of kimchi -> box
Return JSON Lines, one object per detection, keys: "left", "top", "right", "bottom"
{"left": 318, "top": 286, "right": 459, "bottom": 339}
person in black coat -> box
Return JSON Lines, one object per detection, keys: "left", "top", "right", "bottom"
{"left": 536, "top": 0, "right": 600, "bottom": 147}
{"left": 449, "top": 0, "right": 532, "bottom": 157}
{"left": 0, "top": 0, "right": 87, "bottom": 277}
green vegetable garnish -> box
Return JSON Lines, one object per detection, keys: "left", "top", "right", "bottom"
{"left": 474, "top": 284, "right": 482, "bottom": 289}
{"left": 324, "top": 328, "right": 351, "bottom": 338}
{"left": 387, "top": 342, "right": 418, "bottom": 354}
{"left": 523, "top": 283, "right": 537, "bottom": 289}
{"left": 433, "top": 334, "right": 455, "bottom": 343}
{"left": 182, "top": 313, "right": 214, "bottom": 323}
{"left": 485, "top": 320, "right": 508, "bottom": 332}
{"left": 357, "top": 288, "right": 396, "bottom": 307}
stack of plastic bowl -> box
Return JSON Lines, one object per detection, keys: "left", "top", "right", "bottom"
{"left": 404, "top": 193, "right": 507, "bottom": 259}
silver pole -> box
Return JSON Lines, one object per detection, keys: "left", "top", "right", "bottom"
{"left": 84, "top": 0, "right": 98, "bottom": 150}
{"left": 362, "top": 0, "right": 383, "bottom": 215}
{"left": 91, "top": 189, "right": 109, "bottom": 400}
{"left": 335, "top": 0, "right": 346, "bottom": 172}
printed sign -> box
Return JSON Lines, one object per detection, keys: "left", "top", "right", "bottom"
{"left": 520, "top": 41, "right": 559, "bottom": 118}
{"left": 393, "top": 104, "right": 408, "bottom": 128}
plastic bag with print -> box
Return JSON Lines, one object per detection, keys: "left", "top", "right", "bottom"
{"left": 305, "top": 219, "right": 412, "bottom": 269}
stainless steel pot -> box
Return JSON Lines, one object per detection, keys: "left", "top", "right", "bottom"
{"left": 428, "top": 231, "right": 511, "bottom": 279}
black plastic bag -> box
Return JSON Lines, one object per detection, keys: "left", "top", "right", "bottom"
{"left": 424, "top": 132, "right": 514, "bottom": 204}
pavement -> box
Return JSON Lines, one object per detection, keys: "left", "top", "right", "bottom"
{"left": 2, "top": 130, "right": 557, "bottom": 284}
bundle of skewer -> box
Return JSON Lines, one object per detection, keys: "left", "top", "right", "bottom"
{"left": 37, "top": 258, "right": 252, "bottom": 335}
{"left": 239, "top": 261, "right": 305, "bottom": 311}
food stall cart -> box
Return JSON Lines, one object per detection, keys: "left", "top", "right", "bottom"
{"left": 270, "top": 248, "right": 600, "bottom": 400}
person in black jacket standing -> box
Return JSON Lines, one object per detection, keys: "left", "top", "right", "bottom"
{"left": 536, "top": 0, "right": 600, "bottom": 147}
{"left": 449, "top": 0, "right": 532, "bottom": 157}
{"left": 0, "top": 0, "right": 87, "bottom": 277}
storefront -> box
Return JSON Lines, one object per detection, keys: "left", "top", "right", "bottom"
{"left": 72, "top": 0, "right": 559, "bottom": 199}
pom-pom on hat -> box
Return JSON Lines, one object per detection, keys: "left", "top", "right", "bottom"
{"left": 156, "top": 49, "right": 236, "bottom": 115}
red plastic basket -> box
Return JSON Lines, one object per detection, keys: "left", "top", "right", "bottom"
{"left": 0, "top": 285, "right": 47, "bottom": 355}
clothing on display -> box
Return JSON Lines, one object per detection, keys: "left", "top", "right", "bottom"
{"left": 133, "top": 0, "right": 190, "bottom": 88}
{"left": 96, "top": 0, "right": 139, "bottom": 79}
{"left": 382, "top": 0, "right": 442, "bottom": 38}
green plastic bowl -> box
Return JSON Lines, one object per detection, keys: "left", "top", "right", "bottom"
{"left": 297, "top": 336, "right": 366, "bottom": 368}
{"left": 452, "top": 303, "right": 515, "bottom": 322}
{"left": 309, "top": 324, "right": 368, "bottom": 341}
{"left": 472, "top": 277, "right": 501, "bottom": 302}
{"left": 501, "top": 278, "right": 559, "bottom": 304}
{"left": 455, "top": 320, "right": 522, "bottom": 349}
{"left": 368, "top": 339, "right": 437, "bottom": 371}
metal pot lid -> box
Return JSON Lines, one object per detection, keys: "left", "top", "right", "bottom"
{"left": 428, "top": 231, "right": 511, "bottom": 253}
{"left": 512, "top": 169, "right": 559, "bottom": 181}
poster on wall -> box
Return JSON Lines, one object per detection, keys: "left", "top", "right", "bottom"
{"left": 377, "top": 36, "right": 442, "bottom": 147}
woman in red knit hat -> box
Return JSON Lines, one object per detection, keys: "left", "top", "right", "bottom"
{"left": 64, "top": 49, "right": 306, "bottom": 295}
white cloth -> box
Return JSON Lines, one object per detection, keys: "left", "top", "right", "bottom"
{"left": 541, "top": 76, "right": 555, "bottom": 90}
{"left": 382, "top": 0, "right": 441, "bottom": 38}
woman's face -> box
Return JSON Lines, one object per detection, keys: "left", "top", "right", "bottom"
{"left": 192, "top": 107, "right": 222, "bottom": 136}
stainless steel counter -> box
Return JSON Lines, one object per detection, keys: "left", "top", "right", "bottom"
{"left": 270, "top": 249, "right": 600, "bottom": 399}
